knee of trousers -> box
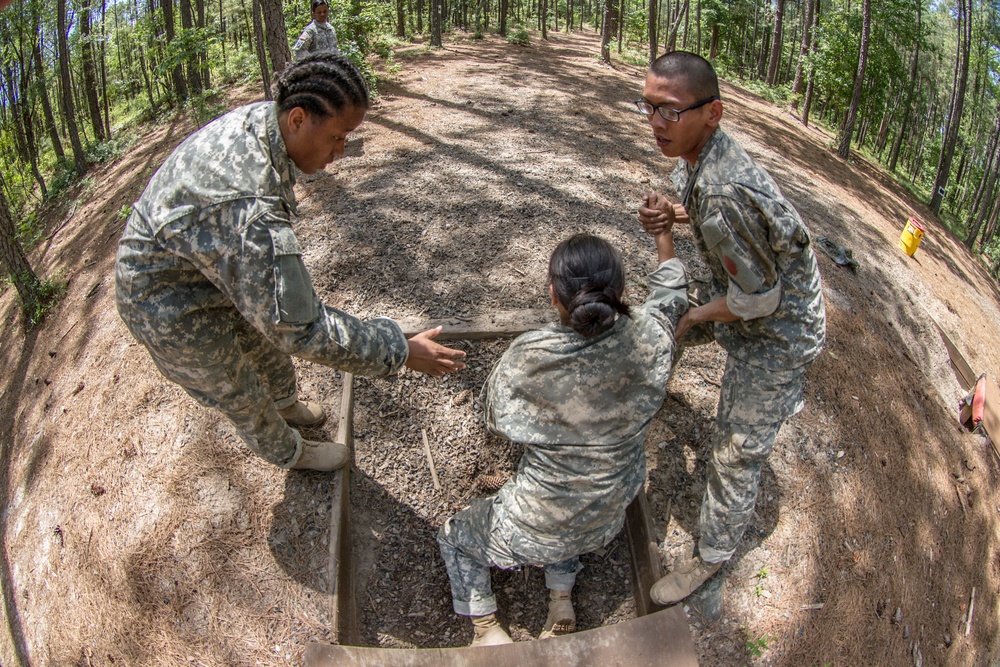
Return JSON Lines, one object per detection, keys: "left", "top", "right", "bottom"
{"left": 712, "top": 422, "right": 779, "bottom": 469}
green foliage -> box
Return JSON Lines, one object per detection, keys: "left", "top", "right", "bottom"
{"left": 21, "top": 273, "right": 67, "bottom": 328}
{"left": 44, "top": 159, "right": 83, "bottom": 204}
{"left": 188, "top": 90, "right": 229, "bottom": 127}
{"left": 85, "top": 134, "right": 136, "bottom": 165}
{"left": 507, "top": 25, "right": 530, "bottom": 46}
{"left": 745, "top": 633, "right": 771, "bottom": 658}
{"left": 754, "top": 566, "right": 769, "bottom": 597}
{"left": 15, "top": 210, "right": 44, "bottom": 249}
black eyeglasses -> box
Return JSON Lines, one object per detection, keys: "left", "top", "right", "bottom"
{"left": 634, "top": 95, "right": 719, "bottom": 122}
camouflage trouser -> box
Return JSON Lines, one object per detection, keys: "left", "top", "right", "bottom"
{"left": 697, "top": 354, "right": 805, "bottom": 563}
{"left": 131, "top": 307, "right": 303, "bottom": 467}
{"left": 437, "top": 497, "right": 582, "bottom": 617}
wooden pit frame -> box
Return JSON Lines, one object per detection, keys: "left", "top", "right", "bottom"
{"left": 307, "top": 313, "right": 699, "bottom": 666}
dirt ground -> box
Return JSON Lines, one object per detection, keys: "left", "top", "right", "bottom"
{"left": 2, "top": 30, "right": 1000, "bottom": 667}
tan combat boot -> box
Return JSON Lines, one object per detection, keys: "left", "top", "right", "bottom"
{"left": 290, "top": 440, "right": 350, "bottom": 472}
{"left": 469, "top": 613, "right": 513, "bottom": 647}
{"left": 278, "top": 400, "right": 326, "bottom": 427}
{"left": 650, "top": 553, "right": 723, "bottom": 606}
{"left": 538, "top": 588, "right": 575, "bottom": 639}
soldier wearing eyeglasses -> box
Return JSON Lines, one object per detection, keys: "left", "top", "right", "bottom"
{"left": 635, "top": 51, "right": 826, "bottom": 607}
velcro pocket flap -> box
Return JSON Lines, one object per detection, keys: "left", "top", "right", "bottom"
{"left": 268, "top": 225, "right": 318, "bottom": 325}
{"left": 701, "top": 212, "right": 765, "bottom": 294}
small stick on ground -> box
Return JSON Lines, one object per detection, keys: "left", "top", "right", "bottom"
{"left": 966, "top": 587, "right": 976, "bottom": 637}
{"left": 422, "top": 428, "right": 441, "bottom": 491}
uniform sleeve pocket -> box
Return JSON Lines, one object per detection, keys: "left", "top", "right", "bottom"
{"left": 701, "top": 211, "right": 765, "bottom": 294}
{"left": 268, "top": 225, "right": 318, "bottom": 325}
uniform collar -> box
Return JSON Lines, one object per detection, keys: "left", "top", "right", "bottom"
{"left": 265, "top": 102, "right": 298, "bottom": 215}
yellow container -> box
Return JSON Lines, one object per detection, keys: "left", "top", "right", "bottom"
{"left": 898, "top": 217, "right": 925, "bottom": 256}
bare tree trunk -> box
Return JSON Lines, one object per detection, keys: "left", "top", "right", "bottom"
{"left": 251, "top": 0, "right": 272, "bottom": 100}
{"left": 0, "top": 177, "right": 42, "bottom": 321}
{"left": 259, "top": 0, "right": 290, "bottom": 76}
{"left": 159, "top": 0, "right": 188, "bottom": 101}
{"left": 33, "top": 39, "right": 66, "bottom": 163}
{"left": 646, "top": 0, "right": 656, "bottom": 61}
{"left": 599, "top": 0, "right": 614, "bottom": 63}
{"left": 837, "top": 0, "right": 870, "bottom": 160}
{"left": 790, "top": 0, "right": 815, "bottom": 110}
{"left": 765, "top": 0, "right": 784, "bottom": 85}
{"left": 99, "top": 0, "right": 111, "bottom": 138}
{"left": 889, "top": 3, "right": 920, "bottom": 172}
{"left": 57, "top": 0, "right": 87, "bottom": 174}
{"left": 397, "top": 0, "right": 407, "bottom": 36}
{"left": 966, "top": 113, "right": 1000, "bottom": 248}
{"left": 79, "top": 0, "right": 106, "bottom": 142}
{"left": 930, "top": 0, "right": 972, "bottom": 215}
{"left": 430, "top": 0, "right": 442, "bottom": 45}
{"left": 665, "top": 0, "right": 687, "bottom": 52}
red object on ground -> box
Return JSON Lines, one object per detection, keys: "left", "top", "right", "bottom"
{"left": 972, "top": 375, "right": 986, "bottom": 426}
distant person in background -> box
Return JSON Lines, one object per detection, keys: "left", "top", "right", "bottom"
{"left": 438, "top": 231, "right": 688, "bottom": 646}
{"left": 293, "top": 0, "right": 340, "bottom": 60}
{"left": 635, "top": 51, "right": 826, "bottom": 606}
{"left": 115, "top": 53, "right": 465, "bottom": 473}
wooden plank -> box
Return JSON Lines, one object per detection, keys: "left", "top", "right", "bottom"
{"left": 625, "top": 489, "right": 667, "bottom": 618}
{"left": 396, "top": 309, "right": 557, "bottom": 340}
{"left": 329, "top": 373, "right": 358, "bottom": 646}
{"left": 982, "top": 374, "right": 1000, "bottom": 445}
{"left": 305, "top": 605, "right": 698, "bottom": 667}
{"left": 933, "top": 321, "right": 977, "bottom": 390}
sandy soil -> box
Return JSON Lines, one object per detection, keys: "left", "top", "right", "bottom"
{"left": 1, "top": 30, "right": 999, "bottom": 666}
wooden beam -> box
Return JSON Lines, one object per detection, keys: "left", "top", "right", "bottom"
{"left": 329, "top": 373, "right": 358, "bottom": 646}
{"left": 305, "top": 604, "right": 698, "bottom": 666}
{"left": 933, "top": 320, "right": 977, "bottom": 390}
{"left": 396, "top": 309, "right": 557, "bottom": 340}
{"left": 625, "top": 489, "right": 667, "bottom": 618}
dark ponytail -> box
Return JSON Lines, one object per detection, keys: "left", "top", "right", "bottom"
{"left": 549, "top": 234, "right": 630, "bottom": 337}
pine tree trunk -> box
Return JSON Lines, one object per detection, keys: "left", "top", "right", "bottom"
{"left": 0, "top": 179, "right": 42, "bottom": 320}
{"left": 431, "top": 0, "right": 442, "bottom": 45}
{"left": 647, "top": 0, "right": 657, "bottom": 62}
{"left": 765, "top": 0, "right": 784, "bottom": 85}
{"left": 889, "top": 4, "right": 920, "bottom": 172}
{"left": 33, "top": 40, "right": 66, "bottom": 163}
{"left": 837, "top": 0, "right": 870, "bottom": 160}
{"left": 930, "top": 0, "right": 971, "bottom": 214}
{"left": 79, "top": 0, "right": 107, "bottom": 142}
{"left": 57, "top": 0, "right": 87, "bottom": 174}
{"left": 251, "top": 0, "right": 272, "bottom": 100}
{"left": 259, "top": 0, "right": 290, "bottom": 76}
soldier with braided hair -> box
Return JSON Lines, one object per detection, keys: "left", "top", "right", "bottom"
{"left": 115, "top": 53, "right": 465, "bottom": 472}
{"left": 437, "top": 231, "right": 688, "bottom": 646}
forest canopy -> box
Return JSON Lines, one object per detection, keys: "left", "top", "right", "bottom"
{"left": 1, "top": 0, "right": 999, "bottom": 312}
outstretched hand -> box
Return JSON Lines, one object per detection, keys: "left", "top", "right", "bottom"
{"left": 405, "top": 327, "right": 467, "bottom": 376}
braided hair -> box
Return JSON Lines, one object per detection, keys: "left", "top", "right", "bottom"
{"left": 549, "top": 233, "right": 631, "bottom": 338}
{"left": 275, "top": 52, "right": 369, "bottom": 119}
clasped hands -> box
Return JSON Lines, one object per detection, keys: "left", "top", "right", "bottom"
{"left": 638, "top": 191, "right": 689, "bottom": 236}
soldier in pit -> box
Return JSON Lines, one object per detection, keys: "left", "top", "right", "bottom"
{"left": 115, "top": 53, "right": 465, "bottom": 472}
{"left": 438, "top": 230, "right": 688, "bottom": 646}
{"left": 635, "top": 51, "right": 826, "bottom": 605}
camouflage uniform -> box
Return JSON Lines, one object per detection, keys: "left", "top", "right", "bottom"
{"left": 669, "top": 129, "right": 826, "bottom": 563}
{"left": 115, "top": 102, "right": 408, "bottom": 467}
{"left": 292, "top": 21, "right": 340, "bottom": 60}
{"left": 438, "top": 258, "right": 688, "bottom": 616}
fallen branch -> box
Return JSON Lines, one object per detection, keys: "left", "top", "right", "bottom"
{"left": 422, "top": 428, "right": 441, "bottom": 491}
{"left": 966, "top": 587, "right": 975, "bottom": 637}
